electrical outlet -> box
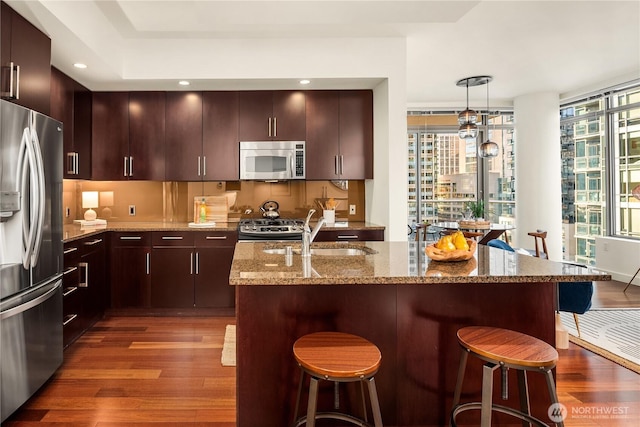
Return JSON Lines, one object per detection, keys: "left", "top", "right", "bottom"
{"left": 349, "top": 204, "right": 356, "bottom": 215}
{"left": 129, "top": 205, "right": 136, "bottom": 216}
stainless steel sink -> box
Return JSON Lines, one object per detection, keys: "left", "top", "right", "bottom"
{"left": 263, "top": 247, "right": 373, "bottom": 256}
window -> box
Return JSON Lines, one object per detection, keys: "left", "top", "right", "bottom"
{"left": 407, "top": 113, "right": 515, "bottom": 232}
{"left": 561, "top": 82, "right": 640, "bottom": 265}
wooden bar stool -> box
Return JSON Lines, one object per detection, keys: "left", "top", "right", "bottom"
{"left": 451, "top": 326, "right": 563, "bottom": 427}
{"left": 292, "top": 332, "right": 383, "bottom": 427}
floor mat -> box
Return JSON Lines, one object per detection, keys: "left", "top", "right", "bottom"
{"left": 560, "top": 309, "right": 640, "bottom": 373}
{"left": 221, "top": 324, "right": 236, "bottom": 367}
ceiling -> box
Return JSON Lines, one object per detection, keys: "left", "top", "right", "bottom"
{"left": 6, "top": 0, "right": 640, "bottom": 108}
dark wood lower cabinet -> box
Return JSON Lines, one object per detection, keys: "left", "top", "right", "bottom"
{"left": 194, "top": 232, "right": 236, "bottom": 308}
{"left": 151, "top": 246, "right": 195, "bottom": 308}
{"left": 149, "top": 231, "right": 238, "bottom": 309}
{"left": 110, "top": 232, "right": 151, "bottom": 308}
{"left": 62, "top": 235, "right": 106, "bottom": 348}
{"left": 315, "top": 228, "right": 384, "bottom": 242}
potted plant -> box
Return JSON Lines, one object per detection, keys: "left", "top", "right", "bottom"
{"left": 464, "top": 200, "right": 485, "bottom": 220}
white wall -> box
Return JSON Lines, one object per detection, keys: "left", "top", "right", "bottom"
{"left": 595, "top": 237, "right": 640, "bottom": 287}
{"left": 513, "top": 92, "right": 563, "bottom": 260}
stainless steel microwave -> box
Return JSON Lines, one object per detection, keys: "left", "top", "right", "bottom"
{"left": 239, "top": 141, "right": 305, "bottom": 180}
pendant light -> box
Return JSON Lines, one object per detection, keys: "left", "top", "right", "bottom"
{"left": 478, "top": 77, "right": 499, "bottom": 158}
{"left": 457, "top": 78, "right": 478, "bottom": 140}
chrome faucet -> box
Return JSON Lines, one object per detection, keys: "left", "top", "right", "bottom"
{"left": 302, "top": 209, "right": 325, "bottom": 258}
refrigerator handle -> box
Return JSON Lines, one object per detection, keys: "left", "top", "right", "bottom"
{"left": 0, "top": 280, "right": 61, "bottom": 320}
{"left": 16, "top": 127, "right": 37, "bottom": 269}
{"left": 30, "top": 113, "right": 46, "bottom": 267}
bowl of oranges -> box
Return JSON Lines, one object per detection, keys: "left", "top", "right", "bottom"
{"left": 425, "top": 231, "right": 476, "bottom": 262}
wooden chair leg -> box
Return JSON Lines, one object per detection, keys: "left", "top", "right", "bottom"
{"left": 623, "top": 267, "right": 640, "bottom": 293}
{"left": 573, "top": 313, "right": 582, "bottom": 337}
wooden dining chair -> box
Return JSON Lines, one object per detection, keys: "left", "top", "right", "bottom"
{"left": 527, "top": 230, "right": 548, "bottom": 259}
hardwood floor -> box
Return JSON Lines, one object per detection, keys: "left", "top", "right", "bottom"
{"left": 3, "top": 281, "right": 639, "bottom": 426}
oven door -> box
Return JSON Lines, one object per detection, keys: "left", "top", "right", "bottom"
{"left": 240, "top": 148, "right": 296, "bottom": 180}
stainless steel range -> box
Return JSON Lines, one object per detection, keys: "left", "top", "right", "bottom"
{"left": 238, "top": 218, "right": 305, "bottom": 241}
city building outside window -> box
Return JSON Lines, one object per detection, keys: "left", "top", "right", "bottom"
{"left": 407, "top": 113, "right": 515, "bottom": 237}
{"left": 560, "top": 82, "right": 640, "bottom": 265}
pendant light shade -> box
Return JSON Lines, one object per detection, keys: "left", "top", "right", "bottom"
{"left": 479, "top": 76, "right": 498, "bottom": 158}
{"left": 459, "top": 122, "right": 478, "bottom": 140}
{"left": 478, "top": 140, "right": 499, "bottom": 157}
{"left": 456, "top": 76, "right": 490, "bottom": 141}
{"left": 458, "top": 109, "right": 477, "bottom": 126}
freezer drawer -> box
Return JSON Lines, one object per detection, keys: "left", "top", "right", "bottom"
{"left": 0, "top": 279, "right": 63, "bottom": 422}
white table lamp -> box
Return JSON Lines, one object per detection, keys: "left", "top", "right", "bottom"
{"left": 82, "top": 191, "right": 99, "bottom": 221}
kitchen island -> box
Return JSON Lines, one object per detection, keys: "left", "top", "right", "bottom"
{"left": 230, "top": 241, "right": 610, "bottom": 427}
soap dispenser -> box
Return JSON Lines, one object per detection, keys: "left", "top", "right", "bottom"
{"left": 199, "top": 198, "right": 207, "bottom": 223}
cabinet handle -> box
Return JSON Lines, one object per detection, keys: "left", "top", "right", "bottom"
{"left": 340, "top": 155, "right": 344, "bottom": 175}
{"left": 7, "top": 62, "right": 15, "bottom": 98}
{"left": 197, "top": 156, "right": 201, "bottom": 176}
{"left": 85, "top": 239, "right": 103, "bottom": 246}
{"left": 66, "top": 153, "right": 76, "bottom": 175}
{"left": 273, "top": 117, "right": 277, "bottom": 137}
{"left": 335, "top": 155, "right": 339, "bottom": 175}
{"left": 129, "top": 157, "right": 134, "bottom": 177}
{"left": 161, "top": 236, "right": 183, "bottom": 240}
{"left": 202, "top": 156, "right": 206, "bottom": 176}
{"left": 14, "top": 64, "right": 20, "bottom": 99}
{"left": 268, "top": 117, "right": 272, "bottom": 137}
{"left": 195, "top": 253, "right": 200, "bottom": 275}
{"left": 190, "top": 253, "right": 194, "bottom": 275}
{"left": 63, "top": 314, "right": 78, "bottom": 326}
{"left": 146, "top": 252, "right": 150, "bottom": 275}
{"left": 75, "top": 153, "right": 80, "bottom": 174}
{"left": 78, "top": 262, "right": 89, "bottom": 287}
{"left": 205, "top": 236, "right": 227, "bottom": 240}
{"left": 63, "top": 266, "right": 78, "bottom": 276}
{"left": 120, "top": 236, "right": 142, "bottom": 240}
{"left": 337, "top": 235, "right": 359, "bottom": 240}
{"left": 124, "top": 157, "right": 128, "bottom": 177}
{"left": 64, "top": 246, "right": 78, "bottom": 255}
{"left": 63, "top": 286, "right": 78, "bottom": 297}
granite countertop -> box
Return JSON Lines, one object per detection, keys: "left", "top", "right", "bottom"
{"left": 62, "top": 221, "right": 383, "bottom": 243}
{"left": 229, "top": 241, "right": 611, "bottom": 285}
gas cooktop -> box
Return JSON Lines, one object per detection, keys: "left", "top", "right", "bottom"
{"left": 238, "top": 218, "right": 305, "bottom": 241}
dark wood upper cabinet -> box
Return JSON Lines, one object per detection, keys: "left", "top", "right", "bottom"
{"left": 306, "top": 90, "right": 373, "bottom": 180}
{"left": 338, "top": 90, "right": 373, "bottom": 180}
{"left": 129, "top": 91, "right": 166, "bottom": 180}
{"left": 238, "top": 90, "right": 305, "bottom": 141}
{"left": 50, "top": 67, "right": 91, "bottom": 179}
{"left": 305, "top": 90, "right": 341, "bottom": 179}
{"left": 92, "top": 91, "right": 165, "bottom": 181}
{"left": 165, "top": 91, "right": 203, "bottom": 181}
{"left": 1, "top": 1, "right": 51, "bottom": 115}
{"left": 203, "top": 91, "right": 239, "bottom": 181}
{"left": 91, "top": 92, "right": 129, "bottom": 180}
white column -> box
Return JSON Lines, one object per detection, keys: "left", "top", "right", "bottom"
{"left": 513, "top": 92, "right": 562, "bottom": 260}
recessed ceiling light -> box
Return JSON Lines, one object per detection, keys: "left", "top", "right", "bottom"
{"left": 299, "top": 79, "right": 311, "bottom": 85}
{"left": 179, "top": 80, "right": 190, "bottom": 86}
{"left": 73, "top": 63, "right": 87, "bottom": 69}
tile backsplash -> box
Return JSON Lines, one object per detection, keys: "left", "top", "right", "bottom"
{"left": 63, "top": 180, "right": 365, "bottom": 224}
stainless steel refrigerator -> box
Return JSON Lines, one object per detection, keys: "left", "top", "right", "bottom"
{"left": 0, "top": 99, "right": 63, "bottom": 422}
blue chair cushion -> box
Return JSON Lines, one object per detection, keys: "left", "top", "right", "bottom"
{"left": 558, "top": 281, "right": 593, "bottom": 314}
{"left": 487, "top": 239, "right": 515, "bottom": 252}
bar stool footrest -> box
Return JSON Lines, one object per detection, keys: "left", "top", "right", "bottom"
{"left": 294, "top": 411, "right": 374, "bottom": 427}
{"left": 451, "top": 402, "right": 550, "bottom": 427}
